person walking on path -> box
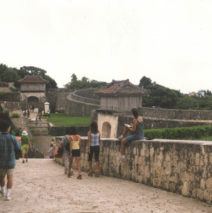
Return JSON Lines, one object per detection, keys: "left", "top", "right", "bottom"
{"left": 87, "top": 121, "right": 100, "bottom": 177}
{"left": 68, "top": 127, "right": 82, "bottom": 179}
{"left": 118, "top": 108, "right": 144, "bottom": 161}
{"left": 21, "top": 130, "right": 32, "bottom": 163}
{"left": 62, "top": 129, "right": 72, "bottom": 175}
{"left": 0, "top": 119, "right": 21, "bottom": 201}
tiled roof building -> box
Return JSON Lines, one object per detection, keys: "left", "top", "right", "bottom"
{"left": 94, "top": 79, "right": 146, "bottom": 112}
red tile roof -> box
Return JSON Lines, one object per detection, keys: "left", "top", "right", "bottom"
{"left": 18, "top": 75, "right": 48, "bottom": 84}
{"left": 94, "top": 79, "right": 147, "bottom": 96}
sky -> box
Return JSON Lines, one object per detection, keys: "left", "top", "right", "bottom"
{"left": 0, "top": 0, "right": 212, "bottom": 93}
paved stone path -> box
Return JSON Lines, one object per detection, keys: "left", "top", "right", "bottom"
{"left": 1, "top": 159, "right": 212, "bottom": 213}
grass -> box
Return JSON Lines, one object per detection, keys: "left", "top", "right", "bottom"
{"left": 43, "top": 113, "right": 90, "bottom": 127}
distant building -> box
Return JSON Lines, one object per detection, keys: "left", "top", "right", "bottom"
{"left": 18, "top": 75, "right": 48, "bottom": 110}
{"left": 94, "top": 79, "right": 147, "bottom": 138}
{"left": 94, "top": 79, "right": 147, "bottom": 112}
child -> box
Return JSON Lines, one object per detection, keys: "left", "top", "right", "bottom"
{"left": 21, "top": 130, "right": 32, "bottom": 163}
{"left": 48, "top": 142, "right": 55, "bottom": 159}
{"left": 68, "top": 127, "right": 82, "bottom": 179}
{"left": 87, "top": 121, "right": 100, "bottom": 177}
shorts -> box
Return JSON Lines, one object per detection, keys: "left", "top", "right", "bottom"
{"left": 21, "top": 144, "right": 29, "bottom": 154}
{"left": 0, "top": 168, "right": 14, "bottom": 176}
{"left": 72, "top": 149, "right": 80, "bottom": 157}
{"left": 88, "top": 146, "right": 100, "bottom": 162}
{"left": 125, "top": 134, "right": 144, "bottom": 142}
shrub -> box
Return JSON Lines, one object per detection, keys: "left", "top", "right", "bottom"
{"left": 144, "top": 125, "right": 212, "bottom": 140}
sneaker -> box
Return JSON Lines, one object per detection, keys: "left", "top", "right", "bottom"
{"left": 77, "top": 175, "right": 82, "bottom": 180}
{"left": 67, "top": 170, "right": 74, "bottom": 178}
{"left": 5, "top": 195, "right": 11, "bottom": 201}
{"left": 0, "top": 189, "right": 6, "bottom": 197}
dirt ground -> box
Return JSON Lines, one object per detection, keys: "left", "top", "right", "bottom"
{"left": 1, "top": 159, "right": 212, "bottom": 213}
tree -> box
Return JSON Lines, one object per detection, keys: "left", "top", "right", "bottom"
{"left": 0, "top": 64, "right": 8, "bottom": 81}
{"left": 19, "top": 66, "right": 47, "bottom": 77}
{"left": 65, "top": 74, "right": 107, "bottom": 89}
{"left": 19, "top": 66, "right": 57, "bottom": 88}
{"left": 71, "top": 73, "right": 77, "bottom": 82}
{"left": 1, "top": 68, "right": 20, "bottom": 82}
{"left": 139, "top": 76, "right": 152, "bottom": 88}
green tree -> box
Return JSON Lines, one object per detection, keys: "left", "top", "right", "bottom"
{"left": 65, "top": 74, "right": 106, "bottom": 89}
{"left": 19, "top": 66, "right": 47, "bottom": 77}
{"left": 0, "top": 64, "right": 8, "bottom": 81}
{"left": 19, "top": 66, "right": 57, "bottom": 89}
{"left": 1, "top": 68, "right": 20, "bottom": 82}
{"left": 139, "top": 76, "right": 152, "bottom": 88}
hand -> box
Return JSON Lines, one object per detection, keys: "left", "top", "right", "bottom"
{"left": 88, "top": 148, "right": 90, "bottom": 153}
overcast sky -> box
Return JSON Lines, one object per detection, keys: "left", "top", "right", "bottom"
{"left": 0, "top": 0, "right": 212, "bottom": 93}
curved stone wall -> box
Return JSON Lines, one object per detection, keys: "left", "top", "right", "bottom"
{"left": 73, "top": 88, "right": 100, "bottom": 104}
{"left": 65, "top": 93, "right": 100, "bottom": 116}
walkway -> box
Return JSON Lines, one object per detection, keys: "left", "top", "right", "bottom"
{"left": 1, "top": 159, "right": 211, "bottom": 213}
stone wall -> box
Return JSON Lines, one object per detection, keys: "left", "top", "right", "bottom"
{"left": 49, "top": 126, "right": 89, "bottom": 136}
{"left": 66, "top": 138, "right": 212, "bottom": 203}
{"left": 142, "top": 107, "right": 212, "bottom": 120}
{"left": 0, "top": 92, "right": 20, "bottom": 102}
{"left": 65, "top": 93, "right": 99, "bottom": 116}
{"left": 46, "top": 88, "right": 73, "bottom": 113}
{"left": 73, "top": 88, "right": 100, "bottom": 105}
{"left": 0, "top": 101, "right": 21, "bottom": 111}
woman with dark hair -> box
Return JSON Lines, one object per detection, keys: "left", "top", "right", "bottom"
{"left": 119, "top": 108, "right": 144, "bottom": 161}
{"left": 87, "top": 121, "right": 100, "bottom": 177}
{"left": 68, "top": 127, "right": 82, "bottom": 179}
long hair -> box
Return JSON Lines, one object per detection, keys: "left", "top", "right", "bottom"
{"left": 131, "top": 108, "right": 138, "bottom": 119}
{"left": 90, "top": 121, "right": 98, "bottom": 134}
{"left": 69, "top": 127, "right": 77, "bottom": 135}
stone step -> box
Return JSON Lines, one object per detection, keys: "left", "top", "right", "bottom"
{"left": 28, "top": 120, "right": 49, "bottom": 124}
{"left": 30, "top": 129, "right": 49, "bottom": 136}
{"left": 28, "top": 123, "right": 49, "bottom": 128}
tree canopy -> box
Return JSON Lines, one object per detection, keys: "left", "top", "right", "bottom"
{"left": 0, "top": 64, "right": 57, "bottom": 89}
{"left": 65, "top": 73, "right": 107, "bottom": 89}
{"left": 139, "top": 76, "right": 212, "bottom": 110}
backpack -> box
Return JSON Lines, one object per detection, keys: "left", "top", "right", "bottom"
{"left": 11, "top": 136, "right": 22, "bottom": 160}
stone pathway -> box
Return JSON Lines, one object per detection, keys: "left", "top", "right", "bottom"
{"left": 1, "top": 159, "right": 212, "bottom": 213}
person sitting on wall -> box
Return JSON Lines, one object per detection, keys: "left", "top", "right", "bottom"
{"left": 118, "top": 108, "right": 144, "bottom": 161}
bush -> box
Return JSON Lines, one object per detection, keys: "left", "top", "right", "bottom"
{"left": 144, "top": 125, "right": 212, "bottom": 140}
